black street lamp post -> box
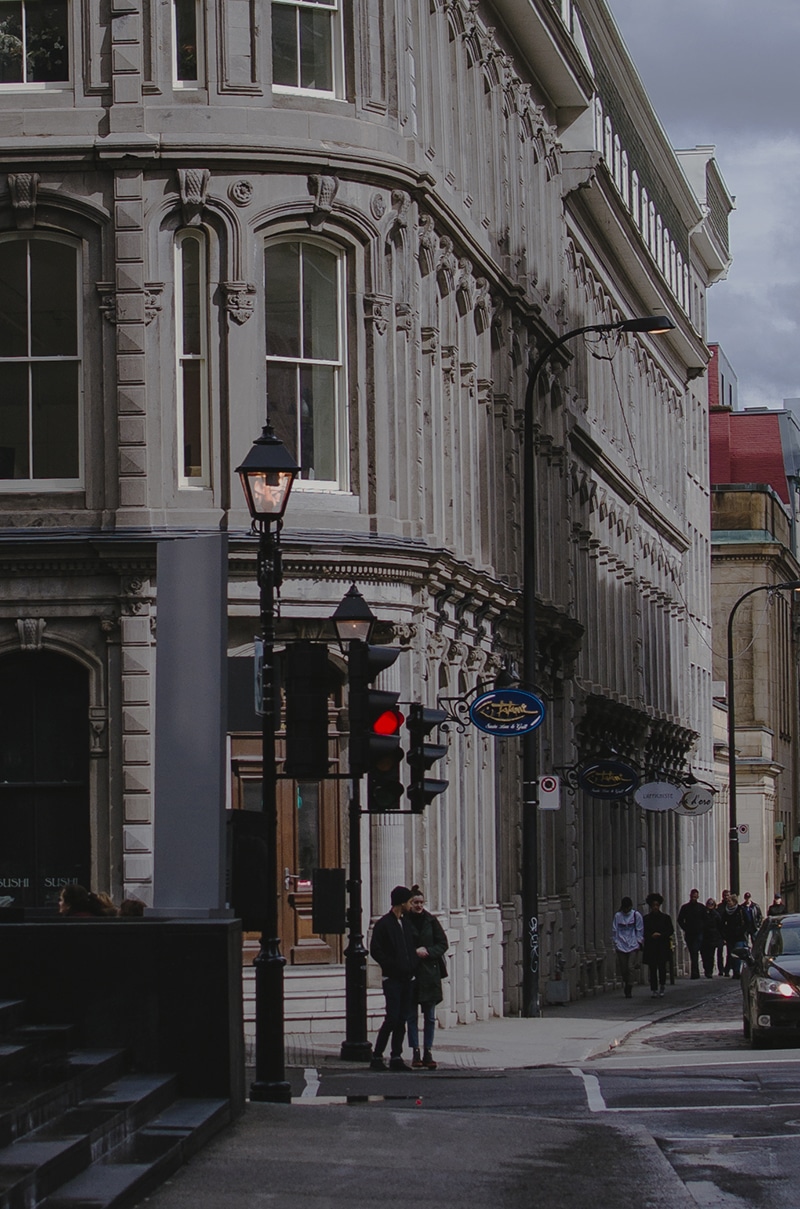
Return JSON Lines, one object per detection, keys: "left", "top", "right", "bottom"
{"left": 521, "top": 315, "right": 675, "bottom": 1018}
{"left": 726, "top": 580, "right": 800, "bottom": 895}
{"left": 236, "top": 425, "right": 299, "bottom": 1103}
{"left": 332, "top": 584, "right": 376, "bottom": 1062}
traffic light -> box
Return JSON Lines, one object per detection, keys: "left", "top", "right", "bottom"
{"left": 283, "top": 641, "right": 331, "bottom": 780}
{"left": 406, "top": 703, "right": 448, "bottom": 813}
{"left": 348, "top": 643, "right": 405, "bottom": 811}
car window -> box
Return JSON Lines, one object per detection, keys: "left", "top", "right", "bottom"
{"left": 766, "top": 926, "right": 800, "bottom": 957}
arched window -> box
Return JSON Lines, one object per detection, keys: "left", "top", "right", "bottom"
{"left": 0, "top": 234, "right": 81, "bottom": 485}
{"left": 264, "top": 238, "right": 346, "bottom": 487}
{"left": 271, "top": 0, "right": 342, "bottom": 96}
{"left": 0, "top": 0, "right": 69, "bottom": 84}
{"left": 175, "top": 231, "right": 209, "bottom": 485}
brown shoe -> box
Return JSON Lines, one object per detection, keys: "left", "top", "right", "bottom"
{"left": 422, "top": 1050, "right": 438, "bottom": 1070}
{"left": 411, "top": 1048, "right": 424, "bottom": 1068}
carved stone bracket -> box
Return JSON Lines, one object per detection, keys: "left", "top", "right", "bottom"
{"left": 364, "top": 293, "right": 392, "bottom": 336}
{"left": 307, "top": 174, "right": 339, "bottom": 225}
{"left": 395, "top": 302, "right": 413, "bottom": 335}
{"left": 222, "top": 281, "right": 257, "bottom": 325}
{"left": 455, "top": 258, "right": 475, "bottom": 316}
{"left": 97, "top": 282, "right": 164, "bottom": 325}
{"left": 386, "top": 189, "right": 411, "bottom": 248}
{"left": 436, "top": 236, "right": 458, "bottom": 297}
{"left": 89, "top": 708, "right": 108, "bottom": 755}
{"left": 421, "top": 326, "right": 439, "bottom": 358}
{"left": 178, "top": 167, "right": 211, "bottom": 226}
{"left": 474, "top": 278, "right": 492, "bottom": 334}
{"left": 17, "top": 618, "right": 46, "bottom": 650}
{"left": 418, "top": 215, "right": 437, "bottom": 276}
{"left": 8, "top": 173, "right": 39, "bottom": 229}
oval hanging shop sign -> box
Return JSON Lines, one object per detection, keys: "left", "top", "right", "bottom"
{"left": 634, "top": 781, "right": 684, "bottom": 812}
{"left": 673, "top": 786, "right": 716, "bottom": 817}
{"left": 469, "top": 689, "right": 545, "bottom": 737}
{"left": 578, "top": 759, "right": 639, "bottom": 799}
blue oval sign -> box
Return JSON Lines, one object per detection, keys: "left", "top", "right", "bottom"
{"left": 469, "top": 689, "right": 545, "bottom": 737}
{"left": 578, "top": 759, "right": 639, "bottom": 799}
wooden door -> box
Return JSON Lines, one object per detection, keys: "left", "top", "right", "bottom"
{"left": 230, "top": 732, "right": 343, "bottom": 963}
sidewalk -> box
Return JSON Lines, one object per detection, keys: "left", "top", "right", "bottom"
{"left": 283, "top": 973, "right": 738, "bottom": 1074}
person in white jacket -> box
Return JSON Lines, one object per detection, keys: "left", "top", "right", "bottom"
{"left": 612, "top": 896, "right": 644, "bottom": 998}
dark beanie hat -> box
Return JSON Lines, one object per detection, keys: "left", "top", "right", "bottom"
{"left": 391, "top": 885, "right": 413, "bottom": 906}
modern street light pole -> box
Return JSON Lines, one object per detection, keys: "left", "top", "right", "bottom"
{"left": 725, "top": 579, "right": 800, "bottom": 895}
{"left": 332, "top": 585, "right": 377, "bottom": 1062}
{"left": 236, "top": 425, "right": 299, "bottom": 1104}
{"left": 521, "top": 314, "right": 675, "bottom": 1018}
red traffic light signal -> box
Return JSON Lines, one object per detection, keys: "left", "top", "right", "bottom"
{"left": 373, "top": 708, "right": 404, "bottom": 736}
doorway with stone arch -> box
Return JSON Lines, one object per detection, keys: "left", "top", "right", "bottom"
{"left": 0, "top": 650, "right": 91, "bottom": 910}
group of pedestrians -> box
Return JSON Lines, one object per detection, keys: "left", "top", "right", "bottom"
{"left": 369, "top": 884, "right": 448, "bottom": 1071}
{"left": 613, "top": 886, "right": 788, "bottom": 998}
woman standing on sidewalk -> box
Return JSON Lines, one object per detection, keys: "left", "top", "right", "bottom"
{"left": 643, "top": 893, "right": 674, "bottom": 997}
{"left": 405, "top": 886, "right": 449, "bottom": 1070}
{"left": 612, "top": 897, "right": 644, "bottom": 997}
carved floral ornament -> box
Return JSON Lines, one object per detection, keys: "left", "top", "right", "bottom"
{"left": 178, "top": 167, "right": 210, "bottom": 226}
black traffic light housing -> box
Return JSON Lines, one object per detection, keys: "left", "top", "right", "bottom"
{"left": 406, "top": 703, "right": 448, "bottom": 813}
{"left": 283, "top": 641, "right": 331, "bottom": 780}
{"left": 348, "top": 643, "right": 405, "bottom": 812}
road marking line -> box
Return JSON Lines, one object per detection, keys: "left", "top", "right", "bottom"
{"left": 570, "top": 1067, "right": 606, "bottom": 1112}
{"left": 591, "top": 1100, "right": 800, "bottom": 1115}
{"left": 300, "top": 1067, "right": 321, "bottom": 1098}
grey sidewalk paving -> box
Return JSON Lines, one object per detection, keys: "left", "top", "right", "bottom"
{"left": 284, "top": 973, "right": 739, "bottom": 1073}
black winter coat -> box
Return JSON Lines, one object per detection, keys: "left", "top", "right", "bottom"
{"left": 642, "top": 910, "right": 674, "bottom": 965}
{"left": 408, "top": 909, "right": 449, "bottom": 1005}
{"left": 369, "top": 910, "right": 418, "bottom": 980}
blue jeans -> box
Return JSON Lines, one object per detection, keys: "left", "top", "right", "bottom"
{"left": 374, "top": 977, "right": 415, "bottom": 1060}
{"left": 407, "top": 1001, "right": 436, "bottom": 1051}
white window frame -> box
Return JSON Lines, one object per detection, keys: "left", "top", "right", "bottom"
{"left": 271, "top": 0, "right": 343, "bottom": 99}
{"left": 175, "top": 230, "right": 210, "bottom": 488}
{"left": 0, "top": 0, "right": 70, "bottom": 90}
{"left": 0, "top": 232, "right": 83, "bottom": 491}
{"left": 172, "top": 0, "right": 204, "bottom": 89}
{"left": 264, "top": 236, "right": 348, "bottom": 491}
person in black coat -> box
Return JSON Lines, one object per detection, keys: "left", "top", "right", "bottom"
{"left": 719, "top": 893, "right": 749, "bottom": 977}
{"left": 700, "top": 898, "right": 724, "bottom": 978}
{"left": 677, "top": 888, "right": 706, "bottom": 980}
{"left": 643, "top": 893, "right": 674, "bottom": 997}
{"left": 369, "top": 885, "right": 419, "bottom": 1071}
{"left": 405, "top": 885, "right": 449, "bottom": 1069}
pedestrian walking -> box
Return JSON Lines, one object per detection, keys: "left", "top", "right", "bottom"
{"left": 611, "top": 896, "right": 644, "bottom": 998}
{"left": 767, "top": 893, "right": 787, "bottom": 917}
{"left": 677, "top": 888, "right": 706, "bottom": 980}
{"left": 700, "top": 898, "right": 724, "bottom": 978}
{"left": 405, "top": 885, "right": 449, "bottom": 1069}
{"left": 369, "top": 886, "right": 419, "bottom": 1071}
{"left": 719, "top": 892, "right": 749, "bottom": 976}
{"left": 742, "top": 892, "right": 763, "bottom": 937}
{"left": 643, "top": 893, "right": 674, "bottom": 997}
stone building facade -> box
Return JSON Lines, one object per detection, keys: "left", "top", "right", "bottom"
{"left": 0, "top": 0, "right": 730, "bottom": 1014}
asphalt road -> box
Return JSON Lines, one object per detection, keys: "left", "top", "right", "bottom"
{"left": 143, "top": 984, "right": 800, "bottom": 1209}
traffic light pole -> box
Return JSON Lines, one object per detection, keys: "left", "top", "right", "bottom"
{"left": 341, "top": 639, "right": 373, "bottom": 1061}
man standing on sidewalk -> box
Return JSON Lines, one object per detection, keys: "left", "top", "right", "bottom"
{"left": 677, "top": 888, "right": 706, "bottom": 980}
{"left": 612, "top": 897, "right": 644, "bottom": 998}
{"left": 369, "top": 885, "right": 418, "bottom": 1071}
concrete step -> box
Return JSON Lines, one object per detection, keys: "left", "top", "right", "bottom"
{"left": 39, "top": 1099, "right": 230, "bottom": 1209}
{"left": 0, "top": 1051, "right": 128, "bottom": 1150}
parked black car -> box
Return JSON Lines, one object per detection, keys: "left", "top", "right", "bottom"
{"left": 741, "top": 912, "right": 800, "bottom": 1047}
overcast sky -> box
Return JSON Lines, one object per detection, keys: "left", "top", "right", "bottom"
{"left": 605, "top": 0, "right": 800, "bottom": 409}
